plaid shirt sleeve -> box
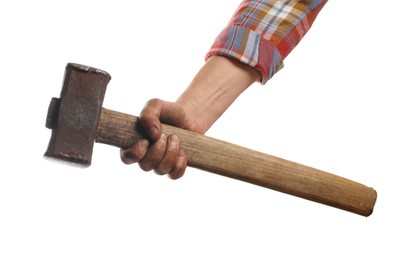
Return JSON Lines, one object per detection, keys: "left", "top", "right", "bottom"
{"left": 205, "top": 0, "right": 328, "bottom": 84}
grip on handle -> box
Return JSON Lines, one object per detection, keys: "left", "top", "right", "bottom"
{"left": 96, "top": 108, "right": 377, "bottom": 216}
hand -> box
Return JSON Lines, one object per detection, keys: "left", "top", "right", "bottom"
{"left": 120, "top": 98, "right": 201, "bottom": 179}
{"left": 120, "top": 56, "right": 260, "bottom": 179}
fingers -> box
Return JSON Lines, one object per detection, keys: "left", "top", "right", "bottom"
{"left": 120, "top": 134, "right": 187, "bottom": 180}
{"left": 120, "top": 139, "right": 149, "bottom": 164}
{"left": 153, "top": 135, "right": 180, "bottom": 174}
{"left": 154, "top": 135, "right": 187, "bottom": 180}
{"left": 168, "top": 149, "right": 187, "bottom": 180}
{"left": 121, "top": 98, "right": 189, "bottom": 180}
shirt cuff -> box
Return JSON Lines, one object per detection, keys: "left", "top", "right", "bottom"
{"left": 205, "top": 25, "right": 284, "bottom": 85}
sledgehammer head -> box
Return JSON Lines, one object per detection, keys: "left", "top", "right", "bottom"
{"left": 44, "top": 63, "right": 111, "bottom": 166}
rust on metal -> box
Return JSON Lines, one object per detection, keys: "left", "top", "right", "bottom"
{"left": 44, "top": 63, "right": 111, "bottom": 165}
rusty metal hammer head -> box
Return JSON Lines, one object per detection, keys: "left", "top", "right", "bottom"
{"left": 44, "top": 63, "right": 111, "bottom": 166}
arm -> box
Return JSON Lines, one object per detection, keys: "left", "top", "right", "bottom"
{"left": 121, "top": 0, "right": 328, "bottom": 179}
{"left": 121, "top": 55, "right": 259, "bottom": 179}
{"left": 177, "top": 55, "right": 261, "bottom": 133}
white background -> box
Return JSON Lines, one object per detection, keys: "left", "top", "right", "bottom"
{"left": 1, "top": 0, "right": 406, "bottom": 259}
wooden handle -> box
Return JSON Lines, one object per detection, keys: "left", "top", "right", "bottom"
{"left": 97, "top": 108, "right": 377, "bottom": 216}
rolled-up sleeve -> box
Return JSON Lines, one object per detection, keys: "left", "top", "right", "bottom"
{"left": 205, "top": 0, "right": 328, "bottom": 84}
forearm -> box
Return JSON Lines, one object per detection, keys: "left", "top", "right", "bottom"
{"left": 121, "top": 0, "right": 328, "bottom": 178}
{"left": 176, "top": 55, "right": 260, "bottom": 133}
{"left": 178, "top": 0, "right": 328, "bottom": 133}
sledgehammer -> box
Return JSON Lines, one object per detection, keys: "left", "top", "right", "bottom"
{"left": 44, "top": 63, "right": 377, "bottom": 216}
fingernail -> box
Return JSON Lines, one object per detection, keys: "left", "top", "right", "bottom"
{"left": 149, "top": 127, "right": 159, "bottom": 139}
{"left": 179, "top": 149, "right": 186, "bottom": 160}
{"left": 169, "top": 135, "right": 179, "bottom": 145}
{"left": 160, "top": 133, "right": 167, "bottom": 142}
{"left": 140, "top": 139, "right": 149, "bottom": 148}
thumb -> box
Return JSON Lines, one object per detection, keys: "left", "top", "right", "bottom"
{"left": 139, "top": 99, "right": 186, "bottom": 141}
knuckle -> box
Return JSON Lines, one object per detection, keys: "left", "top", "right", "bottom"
{"left": 141, "top": 99, "right": 162, "bottom": 115}
{"left": 146, "top": 98, "right": 162, "bottom": 106}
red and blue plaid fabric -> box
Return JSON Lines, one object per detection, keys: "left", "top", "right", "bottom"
{"left": 206, "top": 0, "right": 328, "bottom": 84}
